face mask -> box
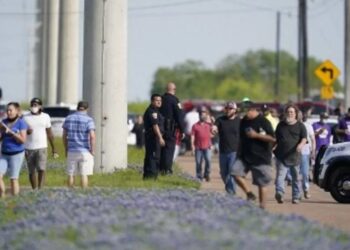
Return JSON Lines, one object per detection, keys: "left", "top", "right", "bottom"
{"left": 31, "top": 106, "right": 40, "bottom": 114}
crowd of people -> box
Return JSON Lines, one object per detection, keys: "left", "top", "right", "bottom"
{"left": 140, "top": 81, "right": 350, "bottom": 209}
{"left": 0, "top": 98, "right": 95, "bottom": 198}
{"left": 188, "top": 100, "right": 349, "bottom": 209}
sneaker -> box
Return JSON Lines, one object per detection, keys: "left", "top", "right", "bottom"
{"left": 275, "top": 193, "right": 284, "bottom": 204}
{"left": 247, "top": 192, "right": 257, "bottom": 201}
{"left": 304, "top": 191, "right": 311, "bottom": 199}
{"left": 292, "top": 198, "right": 300, "bottom": 204}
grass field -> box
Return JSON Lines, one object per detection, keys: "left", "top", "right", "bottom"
{"left": 9, "top": 139, "right": 200, "bottom": 190}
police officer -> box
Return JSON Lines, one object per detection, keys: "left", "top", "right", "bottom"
{"left": 143, "top": 94, "right": 165, "bottom": 179}
{"left": 159, "top": 82, "right": 185, "bottom": 175}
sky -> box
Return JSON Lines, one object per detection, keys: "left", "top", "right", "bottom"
{"left": 0, "top": 0, "right": 344, "bottom": 103}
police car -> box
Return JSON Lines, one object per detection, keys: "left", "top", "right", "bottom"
{"left": 314, "top": 142, "right": 350, "bottom": 203}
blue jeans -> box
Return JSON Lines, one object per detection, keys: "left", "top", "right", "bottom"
{"left": 0, "top": 152, "right": 25, "bottom": 179}
{"left": 219, "top": 152, "right": 236, "bottom": 194}
{"left": 275, "top": 160, "right": 300, "bottom": 200}
{"left": 300, "top": 154, "right": 310, "bottom": 192}
{"left": 195, "top": 148, "right": 211, "bottom": 179}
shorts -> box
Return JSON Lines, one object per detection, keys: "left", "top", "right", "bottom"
{"left": 0, "top": 152, "right": 25, "bottom": 179}
{"left": 25, "top": 148, "right": 47, "bottom": 174}
{"left": 66, "top": 152, "right": 94, "bottom": 176}
{"left": 231, "top": 159, "right": 272, "bottom": 187}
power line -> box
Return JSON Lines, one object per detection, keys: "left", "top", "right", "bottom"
{"left": 129, "top": 0, "right": 214, "bottom": 11}
{"left": 130, "top": 8, "right": 263, "bottom": 18}
{"left": 220, "top": 0, "right": 297, "bottom": 15}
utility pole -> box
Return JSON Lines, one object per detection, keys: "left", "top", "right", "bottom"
{"left": 302, "top": 0, "right": 309, "bottom": 99}
{"left": 83, "top": 0, "right": 128, "bottom": 172}
{"left": 298, "top": 0, "right": 309, "bottom": 101}
{"left": 274, "top": 11, "right": 281, "bottom": 99}
{"left": 45, "top": 0, "right": 60, "bottom": 105}
{"left": 57, "top": 0, "right": 79, "bottom": 105}
{"left": 345, "top": 0, "right": 350, "bottom": 109}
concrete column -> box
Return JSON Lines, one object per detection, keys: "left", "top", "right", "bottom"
{"left": 27, "top": 0, "right": 44, "bottom": 100}
{"left": 40, "top": 0, "right": 48, "bottom": 100}
{"left": 83, "top": 0, "right": 127, "bottom": 172}
{"left": 44, "top": 0, "right": 60, "bottom": 105}
{"left": 58, "top": 0, "right": 79, "bottom": 105}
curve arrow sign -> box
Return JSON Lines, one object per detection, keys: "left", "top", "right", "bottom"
{"left": 321, "top": 67, "right": 334, "bottom": 79}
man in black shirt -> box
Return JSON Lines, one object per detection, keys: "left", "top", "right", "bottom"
{"left": 274, "top": 104, "right": 307, "bottom": 204}
{"left": 231, "top": 101, "right": 275, "bottom": 209}
{"left": 212, "top": 101, "right": 240, "bottom": 194}
{"left": 143, "top": 94, "right": 165, "bottom": 179}
{"left": 159, "top": 82, "right": 185, "bottom": 175}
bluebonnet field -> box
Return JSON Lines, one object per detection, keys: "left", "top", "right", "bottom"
{"left": 0, "top": 188, "right": 349, "bottom": 250}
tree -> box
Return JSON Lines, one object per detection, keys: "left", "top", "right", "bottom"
{"left": 150, "top": 50, "right": 343, "bottom": 102}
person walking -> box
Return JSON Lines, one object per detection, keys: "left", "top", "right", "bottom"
{"left": 300, "top": 112, "right": 316, "bottom": 199}
{"left": 274, "top": 104, "right": 307, "bottom": 204}
{"left": 230, "top": 101, "right": 275, "bottom": 209}
{"left": 143, "top": 94, "right": 165, "bottom": 179}
{"left": 184, "top": 106, "right": 199, "bottom": 152}
{"left": 159, "top": 82, "right": 185, "bottom": 175}
{"left": 212, "top": 101, "right": 240, "bottom": 194}
{"left": 0, "top": 102, "right": 28, "bottom": 197}
{"left": 62, "top": 101, "right": 95, "bottom": 188}
{"left": 191, "top": 106, "right": 212, "bottom": 181}
{"left": 24, "top": 98, "right": 58, "bottom": 190}
{"left": 312, "top": 112, "right": 332, "bottom": 153}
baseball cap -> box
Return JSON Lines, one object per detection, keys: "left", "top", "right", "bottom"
{"left": 30, "top": 97, "right": 42, "bottom": 106}
{"left": 225, "top": 101, "right": 237, "bottom": 109}
{"left": 77, "top": 101, "right": 89, "bottom": 110}
{"left": 241, "top": 99, "right": 254, "bottom": 110}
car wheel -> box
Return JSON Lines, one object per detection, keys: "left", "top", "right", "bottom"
{"left": 329, "top": 167, "right": 350, "bottom": 203}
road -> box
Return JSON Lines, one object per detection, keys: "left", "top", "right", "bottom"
{"left": 176, "top": 154, "right": 350, "bottom": 233}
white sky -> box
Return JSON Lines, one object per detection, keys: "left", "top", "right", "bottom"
{"left": 0, "top": 0, "right": 344, "bottom": 102}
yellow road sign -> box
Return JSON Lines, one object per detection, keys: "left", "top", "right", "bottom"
{"left": 314, "top": 60, "right": 340, "bottom": 86}
{"left": 320, "top": 86, "right": 334, "bottom": 100}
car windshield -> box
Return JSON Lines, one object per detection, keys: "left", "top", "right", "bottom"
{"left": 43, "top": 107, "right": 72, "bottom": 118}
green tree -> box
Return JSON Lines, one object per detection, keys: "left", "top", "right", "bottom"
{"left": 150, "top": 49, "right": 343, "bottom": 102}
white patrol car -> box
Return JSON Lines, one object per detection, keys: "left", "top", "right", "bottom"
{"left": 314, "top": 142, "right": 350, "bottom": 203}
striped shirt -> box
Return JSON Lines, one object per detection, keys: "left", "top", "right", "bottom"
{"left": 63, "top": 111, "right": 95, "bottom": 152}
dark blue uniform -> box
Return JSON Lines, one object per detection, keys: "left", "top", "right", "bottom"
{"left": 159, "top": 93, "right": 185, "bottom": 174}
{"left": 143, "top": 105, "right": 164, "bottom": 179}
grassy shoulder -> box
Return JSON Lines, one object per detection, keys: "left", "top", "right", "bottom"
{"left": 14, "top": 142, "right": 199, "bottom": 190}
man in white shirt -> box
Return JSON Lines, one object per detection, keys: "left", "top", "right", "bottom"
{"left": 24, "top": 98, "right": 57, "bottom": 189}
{"left": 184, "top": 107, "right": 199, "bottom": 152}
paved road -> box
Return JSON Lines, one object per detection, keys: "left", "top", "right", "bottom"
{"left": 176, "top": 154, "right": 350, "bottom": 233}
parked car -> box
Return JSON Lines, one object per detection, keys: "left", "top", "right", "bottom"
{"left": 314, "top": 142, "right": 350, "bottom": 203}
{"left": 43, "top": 105, "right": 75, "bottom": 137}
